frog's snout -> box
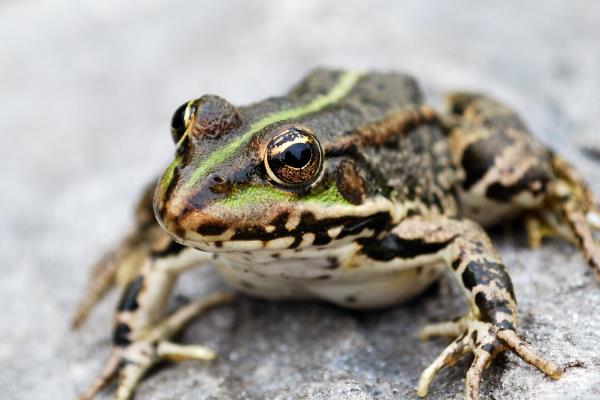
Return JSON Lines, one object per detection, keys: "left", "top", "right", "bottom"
{"left": 153, "top": 172, "right": 234, "bottom": 245}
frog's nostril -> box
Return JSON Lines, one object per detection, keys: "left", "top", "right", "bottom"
{"left": 211, "top": 175, "right": 226, "bottom": 184}
{"left": 208, "top": 174, "right": 231, "bottom": 194}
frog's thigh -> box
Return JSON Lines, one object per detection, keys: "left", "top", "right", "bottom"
{"left": 444, "top": 92, "right": 600, "bottom": 278}
{"left": 444, "top": 92, "right": 553, "bottom": 226}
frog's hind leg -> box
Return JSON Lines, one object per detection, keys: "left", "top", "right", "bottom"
{"left": 375, "top": 217, "right": 561, "bottom": 399}
{"left": 72, "top": 182, "right": 169, "bottom": 328}
{"left": 542, "top": 152, "right": 600, "bottom": 278}
{"left": 443, "top": 92, "right": 600, "bottom": 280}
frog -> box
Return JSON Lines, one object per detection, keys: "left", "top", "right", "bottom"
{"left": 74, "top": 69, "right": 600, "bottom": 400}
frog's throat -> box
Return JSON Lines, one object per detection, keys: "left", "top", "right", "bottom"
{"left": 163, "top": 70, "right": 363, "bottom": 199}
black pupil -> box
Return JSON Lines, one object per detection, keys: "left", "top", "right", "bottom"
{"left": 171, "top": 103, "right": 188, "bottom": 131}
{"left": 283, "top": 143, "right": 312, "bottom": 168}
{"left": 170, "top": 102, "right": 188, "bottom": 141}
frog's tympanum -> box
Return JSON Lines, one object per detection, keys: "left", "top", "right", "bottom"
{"left": 75, "top": 70, "right": 600, "bottom": 400}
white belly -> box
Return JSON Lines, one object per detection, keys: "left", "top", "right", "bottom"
{"left": 211, "top": 242, "right": 444, "bottom": 309}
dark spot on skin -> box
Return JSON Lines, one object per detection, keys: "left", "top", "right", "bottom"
{"left": 113, "top": 323, "right": 132, "bottom": 347}
{"left": 406, "top": 208, "right": 420, "bottom": 217}
{"left": 270, "top": 212, "right": 290, "bottom": 229}
{"left": 474, "top": 292, "right": 515, "bottom": 330}
{"left": 196, "top": 222, "right": 228, "bottom": 236}
{"left": 174, "top": 227, "right": 186, "bottom": 239}
{"left": 337, "top": 213, "right": 390, "bottom": 240}
{"left": 471, "top": 330, "right": 478, "bottom": 344}
{"left": 461, "top": 259, "right": 516, "bottom": 301}
{"left": 271, "top": 253, "right": 280, "bottom": 259}
{"left": 461, "top": 131, "right": 515, "bottom": 190}
{"left": 335, "top": 160, "right": 366, "bottom": 205}
{"left": 431, "top": 192, "right": 445, "bottom": 214}
{"left": 214, "top": 241, "right": 223, "bottom": 248}
{"left": 313, "top": 234, "right": 333, "bottom": 246}
{"left": 117, "top": 276, "right": 144, "bottom": 312}
{"left": 495, "top": 319, "right": 515, "bottom": 331}
{"left": 416, "top": 266, "right": 423, "bottom": 274}
{"left": 359, "top": 235, "right": 456, "bottom": 262}
{"left": 313, "top": 275, "right": 332, "bottom": 280}
{"left": 485, "top": 165, "right": 551, "bottom": 201}
{"left": 461, "top": 148, "right": 493, "bottom": 190}
{"left": 451, "top": 259, "right": 461, "bottom": 270}
{"left": 151, "top": 240, "right": 185, "bottom": 258}
{"left": 325, "top": 256, "right": 339, "bottom": 269}
{"left": 481, "top": 343, "right": 495, "bottom": 353}
{"left": 345, "top": 295, "right": 357, "bottom": 304}
{"left": 288, "top": 235, "right": 303, "bottom": 249}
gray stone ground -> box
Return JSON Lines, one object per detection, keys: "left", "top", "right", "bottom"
{"left": 1, "top": 0, "right": 599, "bottom": 399}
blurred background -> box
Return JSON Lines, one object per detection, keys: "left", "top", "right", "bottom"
{"left": 1, "top": 0, "right": 599, "bottom": 399}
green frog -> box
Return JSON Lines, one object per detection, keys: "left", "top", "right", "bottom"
{"left": 74, "top": 69, "right": 600, "bottom": 400}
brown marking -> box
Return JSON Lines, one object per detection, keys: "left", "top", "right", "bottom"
{"left": 327, "top": 105, "right": 440, "bottom": 153}
{"left": 335, "top": 160, "right": 366, "bottom": 205}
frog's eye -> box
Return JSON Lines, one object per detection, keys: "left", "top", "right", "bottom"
{"left": 264, "top": 126, "right": 323, "bottom": 188}
{"left": 170, "top": 100, "right": 196, "bottom": 143}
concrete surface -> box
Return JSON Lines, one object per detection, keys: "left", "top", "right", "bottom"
{"left": 1, "top": 0, "right": 599, "bottom": 399}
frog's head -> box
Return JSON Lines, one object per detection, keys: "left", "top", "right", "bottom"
{"left": 154, "top": 70, "right": 399, "bottom": 253}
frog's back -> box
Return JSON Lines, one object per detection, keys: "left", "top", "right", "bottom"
{"left": 268, "top": 69, "right": 460, "bottom": 218}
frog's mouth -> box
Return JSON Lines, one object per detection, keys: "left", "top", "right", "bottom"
{"left": 155, "top": 196, "right": 394, "bottom": 253}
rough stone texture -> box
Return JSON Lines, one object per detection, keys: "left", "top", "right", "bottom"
{"left": 1, "top": 1, "right": 599, "bottom": 399}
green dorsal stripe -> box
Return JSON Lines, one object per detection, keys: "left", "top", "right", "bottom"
{"left": 181, "top": 70, "right": 363, "bottom": 191}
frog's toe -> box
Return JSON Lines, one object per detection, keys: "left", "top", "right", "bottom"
{"left": 79, "top": 292, "right": 232, "bottom": 400}
{"left": 417, "top": 332, "right": 470, "bottom": 397}
{"left": 80, "top": 339, "right": 216, "bottom": 400}
{"left": 79, "top": 350, "right": 121, "bottom": 400}
{"left": 418, "top": 318, "right": 463, "bottom": 341}
{"left": 417, "top": 316, "right": 561, "bottom": 399}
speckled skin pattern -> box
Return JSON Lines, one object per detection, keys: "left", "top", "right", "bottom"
{"left": 74, "top": 69, "right": 599, "bottom": 400}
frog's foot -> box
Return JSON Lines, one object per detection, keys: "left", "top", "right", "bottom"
{"left": 79, "top": 292, "right": 234, "bottom": 400}
{"left": 524, "top": 157, "right": 599, "bottom": 281}
{"left": 416, "top": 316, "right": 561, "bottom": 400}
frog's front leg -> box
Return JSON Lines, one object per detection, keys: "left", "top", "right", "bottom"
{"left": 374, "top": 217, "right": 561, "bottom": 399}
{"left": 79, "top": 243, "right": 233, "bottom": 400}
